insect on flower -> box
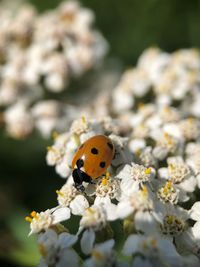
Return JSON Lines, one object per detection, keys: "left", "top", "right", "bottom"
{"left": 72, "top": 135, "right": 115, "bottom": 191}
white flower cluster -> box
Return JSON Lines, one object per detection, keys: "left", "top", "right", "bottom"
{"left": 27, "top": 48, "right": 200, "bottom": 267}
{"left": 0, "top": 1, "right": 107, "bottom": 139}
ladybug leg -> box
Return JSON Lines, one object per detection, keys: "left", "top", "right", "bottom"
{"left": 72, "top": 169, "right": 85, "bottom": 191}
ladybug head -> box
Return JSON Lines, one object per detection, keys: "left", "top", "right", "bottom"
{"left": 72, "top": 168, "right": 92, "bottom": 191}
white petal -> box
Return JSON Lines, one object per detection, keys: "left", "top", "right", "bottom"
{"left": 105, "top": 203, "right": 118, "bottom": 221}
{"left": 158, "top": 239, "right": 183, "bottom": 265}
{"left": 58, "top": 249, "right": 79, "bottom": 267}
{"left": 120, "top": 177, "right": 139, "bottom": 196}
{"left": 58, "top": 233, "right": 78, "bottom": 249}
{"left": 53, "top": 207, "right": 71, "bottom": 224}
{"left": 95, "top": 239, "right": 114, "bottom": 253}
{"left": 56, "top": 162, "right": 71, "bottom": 178}
{"left": 123, "top": 234, "right": 140, "bottom": 255}
{"left": 83, "top": 258, "right": 93, "bottom": 267}
{"left": 117, "top": 200, "right": 134, "bottom": 219}
{"left": 70, "top": 195, "right": 89, "bottom": 215}
{"left": 80, "top": 229, "right": 95, "bottom": 255}
{"left": 191, "top": 221, "right": 200, "bottom": 239}
{"left": 132, "top": 257, "right": 153, "bottom": 267}
{"left": 129, "top": 139, "right": 146, "bottom": 153}
{"left": 177, "top": 176, "right": 196, "bottom": 193}
{"left": 134, "top": 211, "right": 157, "bottom": 235}
{"left": 116, "top": 164, "right": 132, "bottom": 180}
{"left": 38, "top": 229, "right": 57, "bottom": 245}
{"left": 158, "top": 167, "right": 169, "bottom": 180}
{"left": 94, "top": 196, "right": 111, "bottom": 206}
{"left": 190, "top": 202, "right": 200, "bottom": 221}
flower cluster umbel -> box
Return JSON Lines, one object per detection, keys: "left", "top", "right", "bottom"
{"left": 27, "top": 48, "right": 200, "bottom": 267}
{"left": 0, "top": 1, "right": 107, "bottom": 139}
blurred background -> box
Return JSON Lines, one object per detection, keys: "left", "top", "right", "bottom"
{"left": 1, "top": 0, "right": 200, "bottom": 266}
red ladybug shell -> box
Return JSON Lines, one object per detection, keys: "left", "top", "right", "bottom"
{"left": 72, "top": 135, "right": 115, "bottom": 179}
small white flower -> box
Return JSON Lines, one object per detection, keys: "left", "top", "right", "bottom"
{"left": 26, "top": 207, "right": 70, "bottom": 235}
{"left": 79, "top": 204, "right": 107, "bottom": 232}
{"left": 152, "top": 132, "right": 181, "bottom": 160}
{"left": 157, "top": 180, "right": 179, "bottom": 205}
{"left": 156, "top": 205, "right": 189, "bottom": 237}
{"left": 117, "top": 186, "right": 158, "bottom": 234}
{"left": 158, "top": 156, "right": 196, "bottom": 195}
{"left": 138, "top": 146, "right": 158, "bottom": 168}
{"left": 95, "top": 175, "right": 121, "bottom": 201}
{"left": 56, "top": 182, "right": 89, "bottom": 216}
{"left": 178, "top": 118, "right": 200, "bottom": 141}
{"left": 38, "top": 229, "right": 79, "bottom": 267}
{"left": 117, "top": 163, "right": 155, "bottom": 195}
{"left": 4, "top": 102, "right": 34, "bottom": 139}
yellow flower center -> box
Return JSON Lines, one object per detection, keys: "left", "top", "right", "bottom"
{"left": 92, "top": 250, "right": 104, "bottom": 260}
{"left": 144, "top": 168, "right": 151, "bottom": 175}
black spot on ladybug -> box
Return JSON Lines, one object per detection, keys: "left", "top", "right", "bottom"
{"left": 107, "top": 142, "right": 113, "bottom": 150}
{"left": 99, "top": 161, "right": 106, "bottom": 168}
{"left": 76, "top": 159, "right": 84, "bottom": 168}
{"left": 91, "top": 147, "right": 98, "bottom": 154}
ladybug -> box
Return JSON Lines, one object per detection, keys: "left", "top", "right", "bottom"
{"left": 72, "top": 135, "right": 115, "bottom": 191}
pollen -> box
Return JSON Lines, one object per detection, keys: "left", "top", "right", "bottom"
{"left": 167, "top": 215, "right": 174, "bottom": 224}
{"left": 81, "top": 115, "right": 86, "bottom": 125}
{"left": 164, "top": 133, "right": 173, "bottom": 145}
{"left": 105, "top": 172, "right": 110, "bottom": 179}
{"left": 144, "top": 167, "right": 151, "bottom": 175}
{"left": 87, "top": 207, "right": 95, "bottom": 214}
{"left": 163, "top": 106, "right": 170, "bottom": 113}
{"left": 25, "top": 216, "right": 32, "bottom": 222}
{"left": 101, "top": 178, "right": 108, "bottom": 186}
{"left": 92, "top": 249, "right": 104, "bottom": 260}
{"left": 56, "top": 190, "right": 64, "bottom": 197}
{"left": 141, "top": 186, "right": 148, "bottom": 198}
{"left": 138, "top": 102, "right": 145, "bottom": 110}
{"left": 31, "top": 211, "right": 37, "bottom": 217}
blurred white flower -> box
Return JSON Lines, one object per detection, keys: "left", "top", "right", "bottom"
{"left": 123, "top": 234, "right": 184, "bottom": 267}
{"left": 38, "top": 229, "right": 79, "bottom": 267}
{"left": 0, "top": 0, "right": 108, "bottom": 139}
{"left": 4, "top": 102, "right": 34, "bottom": 139}
{"left": 82, "top": 239, "right": 116, "bottom": 267}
